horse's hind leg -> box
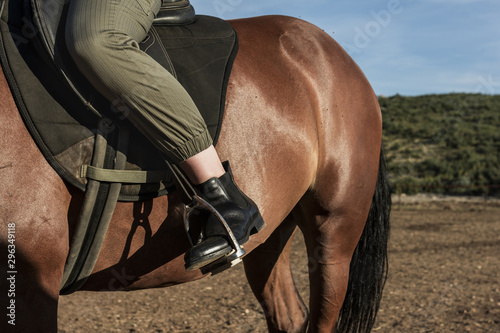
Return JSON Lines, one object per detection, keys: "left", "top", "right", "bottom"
{"left": 297, "top": 165, "right": 380, "bottom": 332}
{"left": 243, "top": 215, "right": 308, "bottom": 333}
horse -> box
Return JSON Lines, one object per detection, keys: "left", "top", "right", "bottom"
{"left": 0, "top": 14, "right": 390, "bottom": 333}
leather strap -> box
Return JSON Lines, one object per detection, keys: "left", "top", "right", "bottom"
{"left": 60, "top": 130, "right": 112, "bottom": 293}
{"left": 81, "top": 165, "right": 171, "bottom": 184}
{"left": 166, "top": 162, "right": 197, "bottom": 204}
{"left": 61, "top": 125, "right": 130, "bottom": 294}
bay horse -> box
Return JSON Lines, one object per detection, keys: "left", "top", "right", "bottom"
{"left": 0, "top": 15, "right": 390, "bottom": 333}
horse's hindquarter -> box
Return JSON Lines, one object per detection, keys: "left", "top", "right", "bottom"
{"left": 227, "top": 17, "right": 385, "bottom": 332}
{"left": 224, "top": 16, "right": 382, "bottom": 219}
{"left": 223, "top": 16, "right": 384, "bottom": 331}
{"left": 217, "top": 16, "right": 325, "bottom": 238}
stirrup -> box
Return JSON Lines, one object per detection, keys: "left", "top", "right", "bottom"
{"left": 166, "top": 161, "right": 246, "bottom": 273}
{"left": 200, "top": 251, "right": 243, "bottom": 276}
{"left": 183, "top": 195, "right": 246, "bottom": 268}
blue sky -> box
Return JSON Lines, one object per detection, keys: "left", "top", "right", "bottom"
{"left": 190, "top": 0, "right": 500, "bottom": 96}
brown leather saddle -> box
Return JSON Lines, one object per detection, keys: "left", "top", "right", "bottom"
{"left": 0, "top": 0, "right": 238, "bottom": 293}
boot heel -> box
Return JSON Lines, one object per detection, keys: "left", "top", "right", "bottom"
{"left": 250, "top": 219, "right": 266, "bottom": 235}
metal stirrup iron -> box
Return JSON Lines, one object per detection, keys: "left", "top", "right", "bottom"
{"left": 185, "top": 195, "right": 246, "bottom": 258}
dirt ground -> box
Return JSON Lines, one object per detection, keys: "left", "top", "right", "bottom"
{"left": 58, "top": 195, "right": 500, "bottom": 332}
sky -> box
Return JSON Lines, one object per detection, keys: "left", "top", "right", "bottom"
{"left": 190, "top": 0, "right": 500, "bottom": 97}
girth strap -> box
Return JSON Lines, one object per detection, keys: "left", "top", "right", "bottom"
{"left": 60, "top": 126, "right": 129, "bottom": 294}
{"left": 60, "top": 124, "right": 197, "bottom": 294}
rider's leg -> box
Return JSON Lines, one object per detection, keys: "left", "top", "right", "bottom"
{"left": 179, "top": 145, "right": 225, "bottom": 185}
{"left": 65, "top": 0, "right": 264, "bottom": 269}
{"left": 66, "top": 0, "right": 211, "bottom": 164}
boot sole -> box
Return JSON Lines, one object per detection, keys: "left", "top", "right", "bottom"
{"left": 185, "top": 246, "right": 233, "bottom": 271}
{"left": 184, "top": 216, "right": 266, "bottom": 271}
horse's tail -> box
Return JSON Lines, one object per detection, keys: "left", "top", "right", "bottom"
{"left": 335, "top": 145, "right": 391, "bottom": 333}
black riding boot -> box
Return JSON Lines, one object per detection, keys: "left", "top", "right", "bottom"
{"left": 184, "top": 162, "right": 265, "bottom": 271}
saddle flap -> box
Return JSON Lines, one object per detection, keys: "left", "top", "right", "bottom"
{"left": 30, "top": 0, "right": 65, "bottom": 57}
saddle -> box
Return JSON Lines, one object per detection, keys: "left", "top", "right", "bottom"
{"left": 3, "top": 0, "right": 237, "bottom": 200}
{"left": 0, "top": 0, "right": 238, "bottom": 293}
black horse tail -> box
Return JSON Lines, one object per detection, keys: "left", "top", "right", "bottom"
{"left": 335, "top": 145, "right": 392, "bottom": 332}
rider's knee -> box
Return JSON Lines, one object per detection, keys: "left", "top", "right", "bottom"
{"left": 65, "top": 28, "right": 115, "bottom": 69}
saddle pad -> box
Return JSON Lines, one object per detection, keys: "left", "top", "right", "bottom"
{"left": 0, "top": 0, "right": 237, "bottom": 201}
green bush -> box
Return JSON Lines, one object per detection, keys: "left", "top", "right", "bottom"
{"left": 380, "top": 93, "right": 500, "bottom": 196}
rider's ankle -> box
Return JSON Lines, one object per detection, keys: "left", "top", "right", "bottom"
{"left": 179, "top": 145, "right": 225, "bottom": 184}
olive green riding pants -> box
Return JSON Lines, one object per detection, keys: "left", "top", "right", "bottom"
{"left": 66, "top": 0, "right": 212, "bottom": 163}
